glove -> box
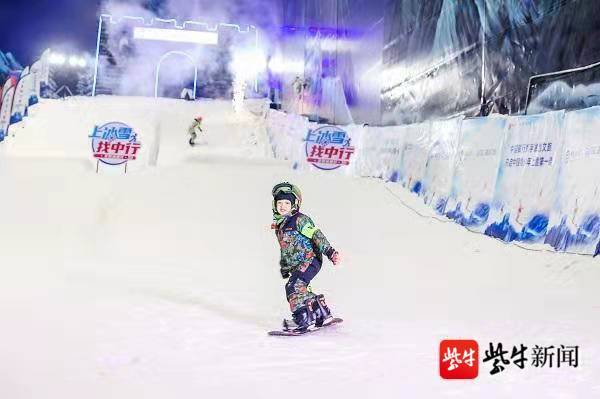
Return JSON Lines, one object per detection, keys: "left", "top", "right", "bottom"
{"left": 325, "top": 248, "right": 340, "bottom": 266}
{"left": 331, "top": 251, "right": 340, "bottom": 265}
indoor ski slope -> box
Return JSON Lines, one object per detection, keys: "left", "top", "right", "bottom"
{"left": 1, "top": 97, "right": 599, "bottom": 398}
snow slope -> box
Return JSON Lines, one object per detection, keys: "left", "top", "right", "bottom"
{"left": 0, "top": 97, "right": 599, "bottom": 398}
{"left": 0, "top": 96, "right": 270, "bottom": 168}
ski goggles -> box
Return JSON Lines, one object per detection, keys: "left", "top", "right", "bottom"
{"left": 272, "top": 183, "right": 295, "bottom": 197}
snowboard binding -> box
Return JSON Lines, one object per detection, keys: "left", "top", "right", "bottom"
{"left": 283, "top": 294, "right": 333, "bottom": 332}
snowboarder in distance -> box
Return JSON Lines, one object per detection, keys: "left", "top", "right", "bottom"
{"left": 271, "top": 182, "right": 340, "bottom": 332}
{"left": 188, "top": 116, "right": 203, "bottom": 146}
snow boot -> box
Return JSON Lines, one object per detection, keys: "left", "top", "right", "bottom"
{"left": 310, "top": 294, "right": 332, "bottom": 327}
{"left": 291, "top": 305, "right": 316, "bottom": 332}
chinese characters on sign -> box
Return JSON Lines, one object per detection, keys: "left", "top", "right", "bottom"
{"left": 305, "top": 126, "right": 355, "bottom": 171}
{"left": 440, "top": 339, "right": 579, "bottom": 379}
{"left": 565, "top": 145, "right": 600, "bottom": 163}
{"left": 89, "top": 122, "right": 141, "bottom": 166}
{"left": 459, "top": 148, "right": 498, "bottom": 162}
{"left": 505, "top": 142, "right": 554, "bottom": 168}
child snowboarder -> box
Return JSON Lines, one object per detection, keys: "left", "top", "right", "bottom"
{"left": 271, "top": 182, "right": 340, "bottom": 332}
{"left": 188, "top": 116, "right": 203, "bottom": 146}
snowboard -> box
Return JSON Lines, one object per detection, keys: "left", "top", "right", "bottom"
{"left": 268, "top": 317, "right": 343, "bottom": 336}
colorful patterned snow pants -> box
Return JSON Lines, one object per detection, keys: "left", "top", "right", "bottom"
{"left": 285, "top": 261, "right": 321, "bottom": 312}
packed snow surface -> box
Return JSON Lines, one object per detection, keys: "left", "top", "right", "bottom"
{"left": 1, "top": 97, "right": 599, "bottom": 398}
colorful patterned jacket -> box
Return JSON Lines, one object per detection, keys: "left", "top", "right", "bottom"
{"left": 188, "top": 120, "right": 203, "bottom": 136}
{"left": 274, "top": 211, "right": 336, "bottom": 274}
